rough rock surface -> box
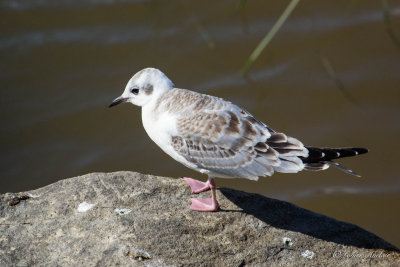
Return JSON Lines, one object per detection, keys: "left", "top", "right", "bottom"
{"left": 0, "top": 171, "right": 399, "bottom": 266}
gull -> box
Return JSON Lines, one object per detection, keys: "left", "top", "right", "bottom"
{"left": 109, "top": 68, "right": 368, "bottom": 212}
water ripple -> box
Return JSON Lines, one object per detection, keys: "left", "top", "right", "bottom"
{"left": 1, "top": 0, "right": 149, "bottom": 10}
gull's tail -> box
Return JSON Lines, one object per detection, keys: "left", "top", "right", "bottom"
{"left": 301, "top": 147, "right": 369, "bottom": 177}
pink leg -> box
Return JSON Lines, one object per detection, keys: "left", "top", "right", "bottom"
{"left": 182, "top": 177, "right": 211, "bottom": 193}
{"left": 184, "top": 176, "right": 219, "bottom": 212}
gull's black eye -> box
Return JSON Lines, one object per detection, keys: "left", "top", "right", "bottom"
{"left": 131, "top": 88, "right": 139, "bottom": 95}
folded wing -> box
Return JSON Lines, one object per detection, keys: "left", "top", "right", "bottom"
{"left": 170, "top": 98, "right": 308, "bottom": 180}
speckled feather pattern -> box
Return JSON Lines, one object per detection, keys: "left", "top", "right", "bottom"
{"left": 153, "top": 88, "right": 308, "bottom": 180}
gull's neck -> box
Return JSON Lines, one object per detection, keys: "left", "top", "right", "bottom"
{"left": 141, "top": 86, "right": 174, "bottom": 121}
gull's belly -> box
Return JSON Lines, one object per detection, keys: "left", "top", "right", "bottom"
{"left": 141, "top": 107, "right": 201, "bottom": 172}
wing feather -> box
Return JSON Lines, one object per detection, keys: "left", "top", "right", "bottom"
{"left": 168, "top": 91, "right": 307, "bottom": 179}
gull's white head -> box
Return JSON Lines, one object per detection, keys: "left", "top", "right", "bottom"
{"left": 109, "top": 68, "right": 174, "bottom": 108}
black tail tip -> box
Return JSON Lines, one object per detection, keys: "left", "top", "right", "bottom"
{"left": 353, "top": 148, "right": 369, "bottom": 155}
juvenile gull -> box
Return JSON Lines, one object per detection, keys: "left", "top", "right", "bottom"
{"left": 109, "top": 68, "right": 368, "bottom": 212}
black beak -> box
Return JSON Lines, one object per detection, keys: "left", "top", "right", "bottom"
{"left": 109, "top": 97, "right": 129, "bottom": 108}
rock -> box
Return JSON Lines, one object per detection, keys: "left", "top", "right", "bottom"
{"left": 0, "top": 171, "right": 398, "bottom": 266}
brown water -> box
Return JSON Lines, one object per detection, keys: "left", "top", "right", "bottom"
{"left": 1, "top": 0, "right": 399, "bottom": 248}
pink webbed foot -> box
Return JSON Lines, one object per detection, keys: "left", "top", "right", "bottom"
{"left": 182, "top": 177, "right": 211, "bottom": 194}
{"left": 183, "top": 176, "right": 219, "bottom": 212}
{"left": 190, "top": 198, "right": 219, "bottom": 212}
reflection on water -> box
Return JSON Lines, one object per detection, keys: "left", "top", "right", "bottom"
{"left": 1, "top": 1, "right": 399, "bottom": 247}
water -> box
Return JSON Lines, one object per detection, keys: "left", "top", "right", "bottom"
{"left": 1, "top": 0, "right": 399, "bottom": 247}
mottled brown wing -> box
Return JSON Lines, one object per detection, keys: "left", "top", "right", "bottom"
{"left": 171, "top": 108, "right": 281, "bottom": 179}
{"left": 164, "top": 90, "right": 308, "bottom": 178}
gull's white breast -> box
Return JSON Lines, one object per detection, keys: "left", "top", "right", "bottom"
{"left": 141, "top": 95, "right": 204, "bottom": 172}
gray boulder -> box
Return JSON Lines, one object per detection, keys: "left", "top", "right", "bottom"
{"left": 0, "top": 171, "right": 399, "bottom": 266}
